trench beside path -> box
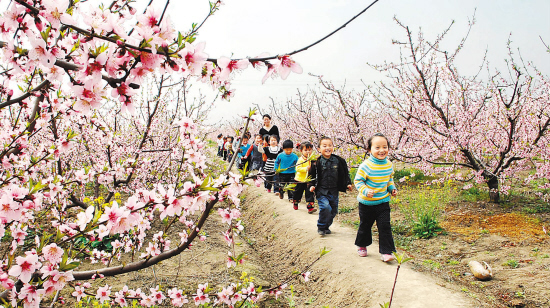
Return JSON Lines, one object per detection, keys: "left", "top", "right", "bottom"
{"left": 241, "top": 185, "right": 477, "bottom": 308}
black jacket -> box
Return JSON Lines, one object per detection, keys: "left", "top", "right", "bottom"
{"left": 308, "top": 154, "right": 351, "bottom": 193}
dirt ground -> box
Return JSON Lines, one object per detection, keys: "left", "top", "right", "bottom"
{"left": 29, "top": 181, "right": 550, "bottom": 307}
{"left": 335, "top": 190, "right": 550, "bottom": 308}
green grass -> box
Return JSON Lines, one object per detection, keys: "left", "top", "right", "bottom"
{"left": 338, "top": 205, "right": 356, "bottom": 214}
{"left": 460, "top": 186, "right": 488, "bottom": 202}
{"left": 342, "top": 219, "right": 360, "bottom": 230}
{"left": 395, "top": 184, "right": 449, "bottom": 239}
{"left": 394, "top": 168, "right": 425, "bottom": 182}
{"left": 503, "top": 259, "right": 520, "bottom": 268}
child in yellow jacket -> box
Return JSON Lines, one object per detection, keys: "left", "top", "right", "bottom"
{"left": 294, "top": 142, "right": 317, "bottom": 213}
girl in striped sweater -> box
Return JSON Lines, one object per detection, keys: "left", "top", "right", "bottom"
{"left": 262, "top": 135, "right": 282, "bottom": 193}
{"left": 354, "top": 133, "right": 397, "bottom": 262}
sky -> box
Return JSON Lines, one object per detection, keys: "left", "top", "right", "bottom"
{"left": 6, "top": 0, "right": 550, "bottom": 124}
{"left": 155, "top": 0, "right": 550, "bottom": 124}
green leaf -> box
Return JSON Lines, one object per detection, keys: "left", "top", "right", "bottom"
{"left": 177, "top": 32, "right": 183, "bottom": 47}
{"left": 40, "top": 26, "right": 52, "bottom": 42}
{"left": 60, "top": 261, "right": 80, "bottom": 271}
{"left": 319, "top": 247, "right": 331, "bottom": 257}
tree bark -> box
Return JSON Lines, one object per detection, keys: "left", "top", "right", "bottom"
{"left": 486, "top": 176, "right": 499, "bottom": 203}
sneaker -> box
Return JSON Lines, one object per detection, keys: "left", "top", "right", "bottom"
{"left": 274, "top": 192, "right": 279, "bottom": 196}
{"left": 307, "top": 207, "right": 317, "bottom": 214}
{"left": 324, "top": 229, "right": 331, "bottom": 234}
{"left": 381, "top": 254, "right": 396, "bottom": 262}
{"left": 357, "top": 247, "right": 368, "bottom": 257}
{"left": 279, "top": 193, "right": 284, "bottom": 199}
{"left": 293, "top": 204, "right": 298, "bottom": 210}
{"left": 317, "top": 229, "right": 325, "bottom": 236}
{"left": 289, "top": 199, "right": 293, "bottom": 203}
{"left": 267, "top": 189, "right": 271, "bottom": 193}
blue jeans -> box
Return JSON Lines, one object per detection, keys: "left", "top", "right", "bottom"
{"left": 317, "top": 193, "right": 339, "bottom": 230}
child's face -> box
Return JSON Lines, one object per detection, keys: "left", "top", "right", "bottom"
{"left": 255, "top": 136, "right": 262, "bottom": 144}
{"left": 370, "top": 136, "right": 389, "bottom": 160}
{"left": 283, "top": 148, "right": 293, "bottom": 155}
{"left": 242, "top": 138, "right": 249, "bottom": 145}
{"left": 318, "top": 139, "right": 333, "bottom": 158}
{"left": 269, "top": 137, "right": 278, "bottom": 147}
{"left": 302, "top": 147, "right": 312, "bottom": 158}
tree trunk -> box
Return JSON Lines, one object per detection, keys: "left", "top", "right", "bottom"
{"left": 487, "top": 176, "right": 499, "bottom": 203}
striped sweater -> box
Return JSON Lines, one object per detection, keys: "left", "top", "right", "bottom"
{"left": 262, "top": 146, "right": 282, "bottom": 172}
{"left": 354, "top": 155, "right": 396, "bottom": 205}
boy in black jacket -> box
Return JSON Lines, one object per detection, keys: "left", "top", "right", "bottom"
{"left": 309, "top": 137, "right": 352, "bottom": 236}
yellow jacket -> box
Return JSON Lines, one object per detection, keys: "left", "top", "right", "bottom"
{"left": 295, "top": 156, "right": 310, "bottom": 182}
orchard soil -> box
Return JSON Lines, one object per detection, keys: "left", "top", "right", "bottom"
{"left": 44, "top": 184, "right": 549, "bottom": 307}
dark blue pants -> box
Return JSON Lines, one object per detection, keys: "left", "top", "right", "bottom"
{"left": 317, "top": 193, "right": 338, "bottom": 230}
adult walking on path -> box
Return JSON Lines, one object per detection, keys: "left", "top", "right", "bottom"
{"left": 259, "top": 114, "right": 279, "bottom": 138}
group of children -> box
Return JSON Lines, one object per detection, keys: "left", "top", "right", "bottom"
{"left": 216, "top": 131, "right": 399, "bottom": 262}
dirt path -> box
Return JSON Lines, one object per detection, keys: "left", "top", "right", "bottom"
{"left": 242, "top": 185, "right": 479, "bottom": 308}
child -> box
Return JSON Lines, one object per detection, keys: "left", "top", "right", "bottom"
{"left": 294, "top": 142, "right": 316, "bottom": 213}
{"left": 237, "top": 135, "right": 251, "bottom": 170}
{"left": 262, "top": 135, "right": 282, "bottom": 193}
{"left": 274, "top": 140, "right": 299, "bottom": 201}
{"left": 216, "top": 134, "right": 224, "bottom": 157}
{"left": 244, "top": 134, "right": 264, "bottom": 171}
{"left": 222, "top": 137, "right": 228, "bottom": 161}
{"left": 354, "top": 133, "right": 397, "bottom": 262}
{"left": 226, "top": 136, "right": 235, "bottom": 163}
{"left": 309, "top": 137, "right": 352, "bottom": 236}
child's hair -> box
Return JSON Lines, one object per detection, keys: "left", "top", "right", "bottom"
{"left": 263, "top": 134, "right": 270, "bottom": 143}
{"left": 318, "top": 136, "right": 332, "bottom": 147}
{"left": 229, "top": 136, "right": 234, "bottom": 142}
{"left": 282, "top": 140, "right": 294, "bottom": 149}
{"left": 217, "top": 134, "right": 222, "bottom": 138}
{"left": 269, "top": 135, "right": 280, "bottom": 143}
{"left": 244, "top": 132, "right": 251, "bottom": 139}
{"left": 366, "top": 133, "right": 391, "bottom": 153}
{"left": 300, "top": 142, "right": 313, "bottom": 150}
{"left": 242, "top": 135, "right": 249, "bottom": 140}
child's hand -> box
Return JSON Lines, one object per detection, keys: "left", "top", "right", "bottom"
{"left": 366, "top": 190, "right": 374, "bottom": 198}
{"left": 244, "top": 156, "right": 248, "bottom": 159}
{"left": 391, "top": 189, "right": 397, "bottom": 197}
{"left": 306, "top": 165, "right": 311, "bottom": 171}
{"left": 347, "top": 184, "right": 353, "bottom": 191}
{"left": 309, "top": 186, "right": 315, "bottom": 192}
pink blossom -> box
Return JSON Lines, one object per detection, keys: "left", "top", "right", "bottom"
{"left": 136, "top": 7, "right": 161, "bottom": 29}
{"left": 150, "top": 286, "right": 166, "bottom": 304}
{"left": 96, "top": 285, "right": 111, "bottom": 303}
{"left": 217, "top": 57, "right": 249, "bottom": 80}
{"left": 168, "top": 287, "right": 188, "bottom": 307}
{"left": 182, "top": 42, "right": 208, "bottom": 74}
{"left": 42, "top": 243, "right": 63, "bottom": 264}
{"left": 28, "top": 36, "right": 56, "bottom": 68}
{"left": 72, "top": 285, "right": 86, "bottom": 301}
{"left": 9, "top": 250, "right": 42, "bottom": 283}
{"left": 277, "top": 55, "right": 302, "bottom": 80}
{"left": 18, "top": 283, "right": 46, "bottom": 306}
